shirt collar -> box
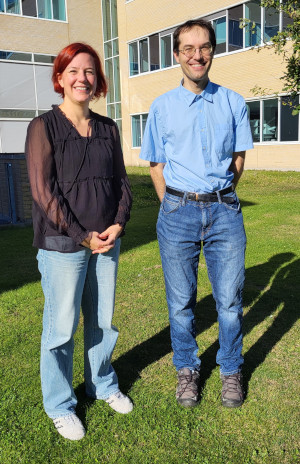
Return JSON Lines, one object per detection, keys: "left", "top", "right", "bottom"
{"left": 179, "top": 79, "right": 213, "bottom": 106}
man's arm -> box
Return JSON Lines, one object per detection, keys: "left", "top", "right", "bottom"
{"left": 150, "top": 162, "right": 166, "bottom": 202}
{"left": 230, "top": 151, "right": 246, "bottom": 187}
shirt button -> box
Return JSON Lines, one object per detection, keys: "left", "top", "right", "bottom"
{"left": 203, "top": 147, "right": 206, "bottom": 150}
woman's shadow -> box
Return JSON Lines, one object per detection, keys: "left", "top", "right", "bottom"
{"left": 75, "top": 251, "right": 298, "bottom": 416}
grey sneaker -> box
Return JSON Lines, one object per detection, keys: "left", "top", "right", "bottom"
{"left": 53, "top": 413, "right": 86, "bottom": 440}
{"left": 176, "top": 368, "right": 200, "bottom": 408}
{"left": 221, "top": 373, "right": 244, "bottom": 408}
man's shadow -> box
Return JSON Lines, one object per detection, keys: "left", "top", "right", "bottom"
{"left": 75, "top": 252, "right": 298, "bottom": 417}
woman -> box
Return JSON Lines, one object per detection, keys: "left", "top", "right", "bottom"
{"left": 25, "top": 43, "right": 132, "bottom": 441}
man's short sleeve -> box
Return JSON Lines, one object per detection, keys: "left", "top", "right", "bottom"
{"left": 233, "top": 96, "right": 254, "bottom": 152}
{"left": 139, "top": 103, "right": 167, "bottom": 163}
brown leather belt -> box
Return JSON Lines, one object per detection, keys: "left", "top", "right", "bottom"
{"left": 165, "top": 185, "right": 235, "bottom": 204}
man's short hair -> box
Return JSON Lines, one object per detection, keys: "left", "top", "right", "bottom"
{"left": 173, "top": 19, "right": 216, "bottom": 54}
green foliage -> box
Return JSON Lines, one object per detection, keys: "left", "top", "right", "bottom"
{"left": 241, "top": 0, "right": 300, "bottom": 114}
{"left": 0, "top": 169, "right": 299, "bottom": 463}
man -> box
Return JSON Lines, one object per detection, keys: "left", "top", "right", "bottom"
{"left": 140, "top": 19, "right": 253, "bottom": 408}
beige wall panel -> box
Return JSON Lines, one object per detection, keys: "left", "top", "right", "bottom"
{"left": 245, "top": 145, "right": 300, "bottom": 171}
{"left": 128, "top": 145, "right": 300, "bottom": 170}
{"left": 0, "top": 15, "right": 68, "bottom": 53}
{"left": 67, "top": 0, "right": 103, "bottom": 50}
{"left": 124, "top": 0, "right": 239, "bottom": 40}
{"left": 210, "top": 45, "right": 291, "bottom": 98}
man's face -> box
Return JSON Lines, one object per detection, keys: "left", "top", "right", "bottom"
{"left": 174, "top": 26, "right": 213, "bottom": 91}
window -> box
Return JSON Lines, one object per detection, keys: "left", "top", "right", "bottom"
{"left": 281, "top": 96, "right": 299, "bottom": 141}
{"left": 0, "top": 0, "right": 66, "bottom": 20}
{"left": 247, "top": 96, "right": 299, "bottom": 143}
{"left": 131, "top": 114, "right": 148, "bottom": 147}
{"left": 228, "top": 5, "right": 243, "bottom": 52}
{"left": 264, "top": 6, "right": 279, "bottom": 41}
{"left": 213, "top": 16, "right": 226, "bottom": 54}
{"left": 139, "top": 38, "right": 149, "bottom": 73}
{"left": 0, "top": 55, "right": 60, "bottom": 153}
{"left": 247, "top": 101, "right": 260, "bottom": 143}
{"left": 129, "top": 42, "right": 138, "bottom": 76}
{"left": 263, "top": 99, "right": 278, "bottom": 141}
{"left": 160, "top": 34, "right": 172, "bottom": 68}
{"left": 102, "top": 0, "right": 122, "bottom": 133}
{"left": 245, "top": 0, "right": 262, "bottom": 47}
{"left": 22, "top": 0, "right": 37, "bottom": 17}
{"left": 149, "top": 34, "right": 159, "bottom": 71}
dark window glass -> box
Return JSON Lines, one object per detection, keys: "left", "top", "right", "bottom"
{"left": 0, "top": 109, "right": 36, "bottom": 118}
{"left": 247, "top": 101, "right": 260, "bottom": 142}
{"left": 149, "top": 34, "right": 160, "bottom": 71}
{"left": 132, "top": 115, "right": 141, "bottom": 147}
{"left": 139, "top": 38, "right": 149, "bottom": 73}
{"left": 37, "top": 0, "right": 52, "bottom": 19}
{"left": 0, "top": 51, "right": 32, "bottom": 61}
{"left": 52, "top": 0, "right": 65, "bottom": 21}
{"left": 161, "top": 35, "right": 172, "bottom": 68}
{"left": 281, "top": 96, "right": 299, "bottom": 141}
{"left": 213, "top": 16, "right": 226, "bottom": 54}
{"left": 228, "top": 5, "right": 243, "bottom": 51}
{"left": 22, "top": 0, "right": 37, "bottom": 17}
{"left": 102, "top": 0, "right": 111, "bottom": 41}
{"left": 264, "top": 7, "right": 279, "bottom": 41}
{"left": 245, "top": 1, "right": 262, "bottom": 47}
{"left": 34, "top": 54, "right": 55, "bottom": 63}
{"left": 129, "top": 42, "right": 138, "bottom": 76}
{"left": 6, "top": 0, "right": 20, "bottom": 14}
{"left": 263, "top": 99, "right": 278, "bottom": 141}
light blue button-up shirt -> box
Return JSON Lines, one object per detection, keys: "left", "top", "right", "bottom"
{"left": 140, "top": 80, "right": 253, "bottom": 193}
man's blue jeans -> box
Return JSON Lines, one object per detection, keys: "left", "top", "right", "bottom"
{"left": 157, "top": 191, "right": 246, "bottom": 375}
{"left": 37, "top": 240, "right": 121, "bottom": 418}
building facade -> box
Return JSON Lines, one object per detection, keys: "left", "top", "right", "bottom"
{"left": 0, "top": 0, "right": 299, "bottom": 218}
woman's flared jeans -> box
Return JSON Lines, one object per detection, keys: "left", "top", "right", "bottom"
{"left": 37, "top": 241, "right": 120, "bottom": 418}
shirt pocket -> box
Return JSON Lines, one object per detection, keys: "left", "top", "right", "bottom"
{"left": 214, "top": 124, "right": 234, "bottom": 156}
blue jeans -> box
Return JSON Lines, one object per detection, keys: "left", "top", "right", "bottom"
{"left": 157, "top": 191, "right": 246, "bottom": 375}
{"left": 37, "top": 240, "right": 121, "bottom": 418}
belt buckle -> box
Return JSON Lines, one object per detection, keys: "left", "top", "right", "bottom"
{"left": 195, "top": 193, "right": 200, "bottom": 201}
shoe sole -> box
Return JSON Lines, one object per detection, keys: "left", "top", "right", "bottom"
{"left": 221, "top": 399, "right": 243, "bottom": 408}
{"left": 177, "top": 398, "right": 200, "bottom": 408}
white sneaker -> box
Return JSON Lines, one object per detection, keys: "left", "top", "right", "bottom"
{"left": 53, "top": 414, "right": 86, "bottom": 440}
{"left": 105, "top": 391, "right": 133, "bottom": 414}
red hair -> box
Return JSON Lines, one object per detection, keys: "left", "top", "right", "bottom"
{"left": 52, "top": 42, "right": 108, "bottom": 99}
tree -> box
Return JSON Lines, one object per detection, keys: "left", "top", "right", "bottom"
{"left": 242, "top": 0, "right": 300, "bottom": 114}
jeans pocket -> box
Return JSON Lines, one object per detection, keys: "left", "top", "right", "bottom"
{"left": 223, "top": 193, "right": 241, "bottom": 212}
{"left": 161, "top": 195, "right": 181, "bottom": 214}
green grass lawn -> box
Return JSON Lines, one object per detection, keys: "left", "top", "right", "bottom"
{"left": 0, "top": 169, "right": 299, "bottom": 464}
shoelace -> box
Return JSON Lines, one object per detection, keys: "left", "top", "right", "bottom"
{"left": 53, "top": 415, "right": 76, "bottom": 429}
{"left": 223, "top": 374, "right": 242, "bottom": 393}
{"left": 178, "top": 372, "right": 198, "bottom": 396}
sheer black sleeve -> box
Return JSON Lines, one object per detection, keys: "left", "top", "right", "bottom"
{"left": 25, "top": 117, "right": 89, "bottom": 244}
{"left": 111, "top": 122, "right": 132, "bottom": 226}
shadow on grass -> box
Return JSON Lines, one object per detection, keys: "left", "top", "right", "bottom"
{"left": 75, "top": 251, "right": 298, "bottom": 420}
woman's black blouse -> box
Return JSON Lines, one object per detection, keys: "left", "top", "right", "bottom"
{"left": 25, "top": 105, "right": 132, "bottom": 253}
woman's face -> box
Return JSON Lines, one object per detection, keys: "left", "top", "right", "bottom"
{"left": 58, "top": 53, "right": 97, "bottom": 105}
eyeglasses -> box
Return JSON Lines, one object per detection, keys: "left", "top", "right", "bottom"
{"left": 178, "top": 44, "right": 213, "bottom": 58}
